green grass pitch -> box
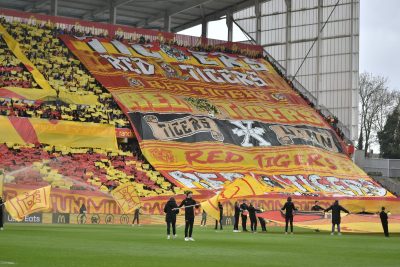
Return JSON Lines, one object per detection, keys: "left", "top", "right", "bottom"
{"left": 0, "top": 224, "right": 398, "bottom": 267}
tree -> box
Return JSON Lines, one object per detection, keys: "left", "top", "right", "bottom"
{"left": 378, "top": 104, "right": 400, "bottom": 159}
{"left": 358, "top": 72, "right": 396, "bottom": 156}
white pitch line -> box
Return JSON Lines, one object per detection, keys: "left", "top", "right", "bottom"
{"left": 0, "top": 261, "right": 16, "bottom": 265}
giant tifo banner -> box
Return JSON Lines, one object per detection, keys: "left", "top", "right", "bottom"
{"left": 60, "top": 35, "right": 394, "bottom": 200}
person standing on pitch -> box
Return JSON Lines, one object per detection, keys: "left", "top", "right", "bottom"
{"left": 164, "top": 197, "right": 179, "bottom": 239}
{"left": 79, "top": 203, "right": 87, "bottom": 224}
{"left": 0, "top": 197, "right": 4, "bottom": 231}
{"left": 179, "top": 191, "right": 198, "bottom": 241}
{"left": 281, "top": 197, "right": 297, "bottom": 234}
{"left": 324, "top": 200, "right": 349, "bottom": 235}
{"left": 379, "top": 207, "right": 389, "bottom": 237}
{"left": 233, "top": 201, "right": 241, "bottom": 232}
{"left": 200, "top": 210, "right": 207, "bottom": 227}
{"left": 132, "top": 207, "right": 141, "bottom": 226}
{"left": 311, "top": 201, "right": 324, "bottom": 211}
{"left": 215, "top": 202, "right": 223, "bottom": 230}
{"left": 256, "top": 208, "right": 267, "bottom": 232}
{"left": 240, "top": 199, "right": 249, "bottom": 232}
{"left": 248, "top": 203, "right": 259, "bottom": 233}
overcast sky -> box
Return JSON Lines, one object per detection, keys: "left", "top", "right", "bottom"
{"left": 360, "top": 0, "right": 400, "bottom": 90}
{"left": 179, "top": 1, "right": 400, "bottom": 90}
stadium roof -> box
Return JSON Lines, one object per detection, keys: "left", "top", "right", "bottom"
{"left": 0, "top": 0, "right": 263, "bottom": 33}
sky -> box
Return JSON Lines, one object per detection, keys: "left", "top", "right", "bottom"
{"left": 360, "top": 0, "right": 400, "bottom": 90}
{"left": 179, "top": 0, "right": 400, "bottom": 90}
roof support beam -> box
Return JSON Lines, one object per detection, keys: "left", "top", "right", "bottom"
{"left": 172, "top": 0, "right": 268, "bottom": 33}
{"left": 285, "top": 0, "right": 292, "bottom": 76}
{"left": 226, "top": 9, "right": 233, "bottom": 42}
{"left": 50, "top": 0, "right": 58, "bottom": 16}
{"left": 136, "top": 0, "right": 213, "bottom": 28}
{"left": 201, "top": 19, "right": 208, "bottom": 38}
{"left": 109, "top": 0, "right": 117, "bottom": 24}
{"left": 163, "top": 11, "right": 171, "bottom": 32}
{"left": 255, "top": 0, "right": 261, "bottom": 44}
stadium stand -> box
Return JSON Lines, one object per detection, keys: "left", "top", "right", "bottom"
{"left": 0, "top": 11, "right": 390, "bottom": 207}
{"left": 0, "top": 17, "right": 129, "bottom": 128}
{"left": 0, "top": 16, "right": 346, "bottom": 142}
{"left": 0, "top": 35, "right": 37, "bottom": 89}
{"left": 0, "top": 142, "right": 177, "bottom": 197}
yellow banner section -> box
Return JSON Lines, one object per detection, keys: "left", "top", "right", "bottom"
{"left": 201, "top": 195, "right": 220, "bottom": 220}
{"left": 0, "top": 87, "right": 99, "bottom": 105}
{"left": 31, "top": 117, "right": 118, "bottom": 151}
{"left": 5, "top": 185, "right": 51, "bottom": 221}
{"left": 0, "top": 87, "right": 56, "bottom": 101}
{"left": 0, "top": 116, "right": 25, "bottom": 144}
{"left": 0, "top": 116, "right": 118, "bottom": 150}
{"left": 140, "top": 140, "right": 365, "bottom": 178}
{"left": 201, "top": 176, "right": 267, "bottom": 220}
{"left": 0, "top": 24, "right": 52, "bottom": 91}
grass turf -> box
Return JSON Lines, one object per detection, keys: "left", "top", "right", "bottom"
{"left": 0, "top": 224, "right": 398, "bottom": 267}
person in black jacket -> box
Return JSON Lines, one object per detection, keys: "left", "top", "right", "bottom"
{"left": 311, "top": 201, "right": 324, "bottom": 211}
{"left": 248, "top": 203, "right": 260, "bottom": 233}
{"left": 179, "top": 191, "right": 198, "bottom": 241}
{"left": 0, "top": 197, "right": 4, "bottom": 231}
{"left": 200, "top": 210, "right": 207, "bottom": 227}
{"left": 379, "top": 206, "right": 389, "bottom": 237}
{"left": 79, "top": 203, "right": 87, "bottom": 225}
{"left": 233, "top": 201, "right": 241, "bottom": 232}
{"left": 256, "top": 208, "right": 267, "bottom": 232}
{"left": 324, "top": 200, "right": 350, "bottom": 235}
{"left": 164, "top": 197, "right": 179, "bottom": 239}
{"left": 240, "top": 199, "right": 249, "bottom": 232}
{"left": 215, "top": 202, "right": 223, "bottom": 230}
{"left": 132, "top": 207, "right": 141, "bottom": 226}
{"left": 281, "top": 197, "right": 297, "bottom": 234}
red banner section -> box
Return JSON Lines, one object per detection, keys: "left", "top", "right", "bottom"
{"left": 115, "top": 128, "right": 134, "bottom": 138}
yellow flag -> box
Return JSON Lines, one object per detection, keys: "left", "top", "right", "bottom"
{"left": 111, "top": 183, "right": 141, "bottom": 214}
{"left": 219, "top": 175, "right": 266, "bottom": 200}
{"left": 201, "top": 176, "right": 266, "bottom": 220}
{"left": 5, "top": 185, "right": 51, "bottom": 221}
{"left": 200, "top": 194, "right": 220, "bottom": 220}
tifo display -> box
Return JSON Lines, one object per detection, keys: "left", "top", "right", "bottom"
{"left": 0, "top": 10, "right": 398, "bottom": 236}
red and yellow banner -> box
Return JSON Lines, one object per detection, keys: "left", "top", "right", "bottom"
{"left": 0, "top": 24, "right": 52, "bottom": 91}
{"left": 60, "top": 35, "right": 397, "bottom": 201}
{"left": 201, "top": 175, "right": 266, "bottom": 220}
{"left": 4, "top": 185, "right": 51, "bottom": 221}
{"left": 0, "top": 116, "right": 118, "bottom": 150}
{"left": 0, "top": 87, "right": 99, "bottom": 105}
{"left": 60, "top": 35, "right": 323, "bottom": 125}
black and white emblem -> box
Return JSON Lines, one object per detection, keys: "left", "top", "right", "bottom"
{"left": 230, "top": 120, "right": 271, "bottom": 147}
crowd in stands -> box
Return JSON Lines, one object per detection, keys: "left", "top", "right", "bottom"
{"left": 0, "top": 17, "right": 130, "bottom": 127}
{"left": 0, "top": 97, "right": 129, "bottom": 127}
{"left": 0, "top": 142, "right": 181, "bottom": 197}
{"left": 0, "top": 36, "right": 38, "bottom": 88}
